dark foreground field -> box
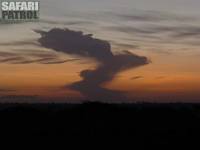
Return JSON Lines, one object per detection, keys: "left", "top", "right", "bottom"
{"left": 0, "top": 102, "right": 200, "bottom": 143}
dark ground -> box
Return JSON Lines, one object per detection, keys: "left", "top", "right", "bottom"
{"left": 0, "top": 102, "right": 200, "bottom": 144}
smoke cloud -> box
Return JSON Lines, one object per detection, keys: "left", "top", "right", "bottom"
{"left": 37, "top": 28, "right": 149, "bottom": 101}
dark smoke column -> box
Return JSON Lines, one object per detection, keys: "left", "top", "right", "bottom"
{"left": 36, "top": 28, "right": 149, "bottom": 102}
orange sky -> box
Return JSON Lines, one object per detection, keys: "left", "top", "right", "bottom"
{"left": 1, "top": 47, "right": 200, "bottom": 102}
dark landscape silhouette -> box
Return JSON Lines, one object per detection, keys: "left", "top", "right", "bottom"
{"left": 0, "top": 96, "right": 199, "bottom": 146}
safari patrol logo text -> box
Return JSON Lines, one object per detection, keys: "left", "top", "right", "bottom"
{"left": 1, "top": 1, "right": 39, "bottom": 21}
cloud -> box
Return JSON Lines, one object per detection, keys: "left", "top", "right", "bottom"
{"left": 9, "top": 57, "right": 55, "bottom": 64}
{"left": 36, "top": 28, "right": 149, "bottom": 101}
{"left": 40, "top": 19, "right": 93, "bottom": 26}
{"left": 35, "top": 28, "right": 113, "bottom": 62}
{"left": 108, "top": 25, "right": 200, "bottom": 37}
{"left": 0, "top": 50, "right": 77, "bottom": 65}
{"left": 1, "top": 57, "right": 77, "bottom": 65}
{"left": 111, "top": 10, "right": 196, "bottom": 22}
{"left": 110, "top": 41, "right": 139, "bottom": 49}
{"left": 0, "top": 51, "right": 17, "bottom": 57}
{"left": 130, "top": 76, "right": 143, "bottom": 80}
{"left": 105, "top": 24, "right": 200, "bottom": 47}
{"left": 40, "top": 58, "right": 80, "bottom": 64}
{"left": 0, "top": 40, "right": 39, "bottom": 47}
{"left": 0, "top": 56, "right": 25, "bottom": 63}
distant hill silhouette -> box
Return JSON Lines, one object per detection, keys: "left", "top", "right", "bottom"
{"left": 0, "top": 101, "right": 200, "bottom": 144}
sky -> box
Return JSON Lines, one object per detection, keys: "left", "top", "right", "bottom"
{"left": 0, "top": 0, "right": 200, "bottom": 102}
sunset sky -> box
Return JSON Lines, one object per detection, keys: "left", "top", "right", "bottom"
{"left": 1, "top": 0, "right": 200, "bottom": 102}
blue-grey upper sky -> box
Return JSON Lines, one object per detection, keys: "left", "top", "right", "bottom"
{"left": 41, "top": 0, "right": 200, "bottom": 15}
{"left": 37, "top": 0, "right": 200, "bottom": 55}
{"left": 2, "top": 0, "right": 200, "bottom": 54}
{"left": 1, "top": 0, "right": 200, "bottom": 66}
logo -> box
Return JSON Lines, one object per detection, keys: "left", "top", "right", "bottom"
{"left": 1, "top": 1, "right": 39, "bottom": 21}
